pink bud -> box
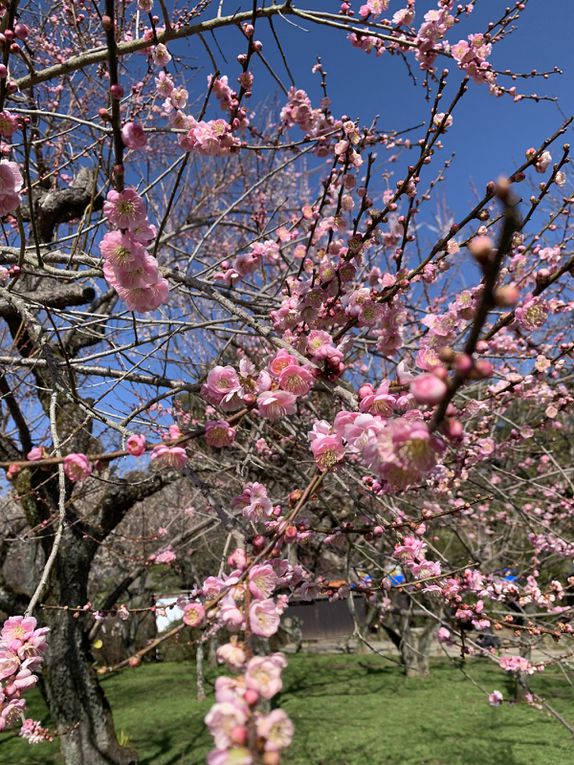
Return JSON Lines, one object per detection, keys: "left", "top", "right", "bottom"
{"left": 454, "top": 354, "right": 473, "bottom": 375}
{"left": 410, "top": 374, "right": 448, "bottom": 406}
{"left": 244, "top": 688, "right": 259, "bottom": 705}
{"left": 14, "top": 23, "right": 29, "bottom": 40}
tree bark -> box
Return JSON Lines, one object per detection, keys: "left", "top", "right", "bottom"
{"left": 42, "top": 534, "right": 138, "bottom": 765}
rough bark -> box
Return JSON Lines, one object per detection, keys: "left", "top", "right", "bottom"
{"left": 42, "top": 533, "right": 138, "bottom": 765}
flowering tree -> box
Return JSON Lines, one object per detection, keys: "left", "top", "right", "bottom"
{"left": 0, "top": 0, "right": 573, "bottom": 763}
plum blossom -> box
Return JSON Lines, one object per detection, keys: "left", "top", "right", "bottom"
{"left": 205, "top": 420, "right": 236, "bottom": 448}
{"left": 121, "top": 122, "right": 147, "bottom": 150}
{"left": 126, "top": 434, "right": 146, "bottom": 456}
{"left": 249, "top": 599, "right": 280, "bottom": 638}
{"left": 183, "top": 602, "right": 205, "bottom": 628}
{"left": 202, "top": 366, "right": 244, "bottom": 410}
{"left": 216, "top": 640, "right": 247, "bottom": 670}
{"left": 0, "top": 161, "right": 23, "bottom": 216}
{"left": 515, "top": 297, "right": 548, "bottom": 331}
{"left": 410, "top": 373, "right": 448, "bottom": 406}
{"left": 363, "top": 417, "right": 444, "bottom": 491}
{"left": 244, "top": 655, "right": 285, "bottom": 699}
{"left": 149, "top": 545, "right": 176, "bottom": 565}
{"left": 278, "top": 364, "right": 314, "bottom": 396}
{"left": 104, "top": 188, "right": 147, "bottom": 230}
{"left": 205, "top": 701, "right": 248, "bottom": 749}
{"left": 488, "top": 690, "right": 503, "bottom": 706}
{"left": 451, "top": 34, "right": 493, "bottom": 85}
{"left": 248, "top": 564, "right": 277, "bottom": 600}
{"left": 0, "top": 110, "right": 18, "bottom": 137}
{"left": 499, "top": 656, "right": 536, "bottom": 675}
{"left": 233, "top": 482, "right": 273, "bottom": 521}
{"left": 308, "top": 422, "right": 346, "bottom": 472}
{"left": 180, "top": 118, "right": 240, "bottom": 156}
{"left": 256, "top": 390, "right": 297, "bottom": 421}
{"left": 256, "top": 709, "right": 294, "bottom": 751}
{"left": 150, "top": 444, "right": 187, "bottom": 470}
{"left": 116, "top": 279, "right": 170, "bottom": 313}
{"left": 63, "top": 453, "right": 92, "bottom": 482}
{"left": 19, "top": 718, "right": 53, "bottom": 744}
{"left": 0, "top": 616, "right": 48, "bottom": 733}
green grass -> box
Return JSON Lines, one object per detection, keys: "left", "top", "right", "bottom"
{"left": 2, "top": 655, "right": 574, "bottom": 764}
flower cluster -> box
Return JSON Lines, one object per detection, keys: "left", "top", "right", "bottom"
{"left": 101, "top": 188, "right": 168, "bottom": 312}
{"left": 206, "top": 652, "right": 293, "bottom": 765}
{"left": 451, "top": 34, "right": 493, "bottom": 86}
{"left": 180, "top": 117, "right": 240, "bottom": 156}
{"left": 393, "top": 535, "right": 442, "bottom": 584}
{"left": 0, "top": 616, "right": 49, "bottom": 735}
{"left": 312, "top": 410, "right": 445, "bottom": 491}
{"left": 200, "top": 352, "right": 316, "bottom": 420}
{"left": 193, "top": 545, "right": 301, "bottom": 764}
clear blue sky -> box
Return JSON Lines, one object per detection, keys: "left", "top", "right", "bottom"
{"left": 183, "top": 0, "right": 574, "bottom": 220}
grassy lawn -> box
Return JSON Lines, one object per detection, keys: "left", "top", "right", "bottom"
{"left": 1, "top": 654, "right": 574, "bottom": 764}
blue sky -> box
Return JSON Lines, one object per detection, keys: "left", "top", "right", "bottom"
{"left": 181, "top": 0, "right": 574, "bottom": 220}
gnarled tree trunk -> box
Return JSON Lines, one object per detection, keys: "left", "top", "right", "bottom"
{"left": 43, "top": 534, "right": 138, "bottom": 765}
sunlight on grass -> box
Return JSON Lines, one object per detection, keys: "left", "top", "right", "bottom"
{"left": 1, "top": 655, "right": 573, "bottom": 765}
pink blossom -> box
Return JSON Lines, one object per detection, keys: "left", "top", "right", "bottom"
{"left": 109, "top": 252, "right": 160, "bottom": 290}
{"left": 116, "top": 278, "right": 169, "bottom": 313}
{"left": 488, "top": 690, "right": 503, "bottom": 706}
{"left": 216, "top": 641, "right": 247, "bottom": 670}
{"left": 515, "top": 297, "right": 548, "bottom": 331}
{"left": 202, "top": 366, "right": 243, "bottom": 409}
{"left": 268, "top": 349, "right": 299, "bottom": 377}
{"left": 256, "top": 390, "right": 297, "bottom": 421}
{"left": 0, "top": 699, "right": 26, "bottom": 731}
{"left": 180, "top": 118, "right": 239, "bottom": 156}
{"left": 150, "top": 445, "right": 187, "bottom": 470}
{"left": 249, "top": 599, "right": 280, "bottom": 637}
{"left": 205, "top": 701, "right": 248, "bottom": 749}
{"left": 248, "top": 564, "right": 277, "bottom": 600}
{"left": 233, "top": 482, "right": 273, "bottom": 521}
{"left": 183, "top": 601, "right": 205, "bottom": 628}
{"left": 436, "top": 627, "right": 452, "bottom": 643}
{"left": 63, "top": 453, "right": 92, "bottom": 482}
{"left": 155, "top": 70, "right": 174, "bottom": 97}
{"left": 410, "top": 373, "right": 448, "bottom": 406}
{"left": 451, "top": 34, "right": 493, "bottom": 85}
{"left": 26, "top": 447, "right": 44, "bottom": 461}
{"left": 149, "top": 545, "right": 176, "bottom": 565}
{"left": 19, "top": 718, "right": 53, "bottom": 744}
{"left": 228, "top": 548, "right": 248, "bottom": 571}
{"left": 244, "top": 655, "right": 284, "bottom": 698}
{"left": 0, "top": 161, "right": 23, "bottom": 216}
{"left": 535, "top": 150, "right": 552, "bottom": 173}
{"left": 152, "top": 43, "right": 172, "bottom": 67}
{"left": 1, "top": 617, "right": 40, "bottom": 652}
{"left": 278, "top": 364, "right": 314, "bottom": 396}
{"left": 99, "top": 230, "right": 146, "bottom": 267}
{"left": 0, "top": 110, "right": 18, "bottom": 137}
{"left": 219, "top": 596, "right": 245, "bottom": 631}
{"left": 121, "top": 122, "right": 147, "bottom": 150}
{"left": 363, "top": 417, "right": 444, "bottom": 491}
{"left": 256, "top": 709, "right": 294, "bottom": 752}
{"left": 309, "top": 433, "right": 345, "bottom": 472}
{"left": 103, "top": 188, "right": 147, "bottom": 230}
{"left": 205, "top": 420, "right": 236, "bottom": 448}
{"left": 499, "top": 656, "right": 535, "bottom": 674}
{"left": 359, "top": 382, "right": 395, "bottom": 417}
{"left": 126, "top": 434, "right": 146, "bottom": 456}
